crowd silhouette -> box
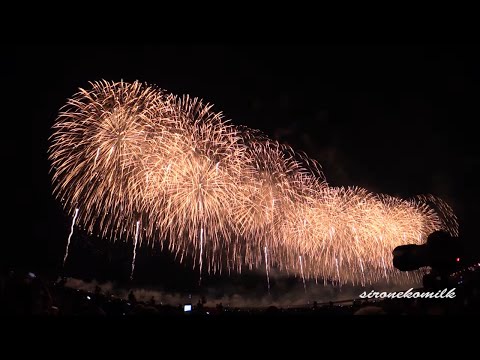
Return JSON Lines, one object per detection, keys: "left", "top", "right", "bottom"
{"left": 1, "top": 265, "right": 479, "bottom": 316}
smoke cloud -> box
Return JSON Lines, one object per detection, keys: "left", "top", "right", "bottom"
{"left": 64, "top": 272, "right": 420, "bottom": 308}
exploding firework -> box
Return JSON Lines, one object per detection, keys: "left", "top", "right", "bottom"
{"left": 49, "top": 80, "right": 458, "bottom": 285}
{"left": 49, "top": 80, "right": 175, "bottom": 243}
{"left": 145, "top": 95, "right": 251, "bottom": 275}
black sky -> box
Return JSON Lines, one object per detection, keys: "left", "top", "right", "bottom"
{"left": 10, "top": 44, "right": 480, "bottom": 292}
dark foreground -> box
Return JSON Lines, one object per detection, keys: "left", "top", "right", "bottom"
{"left": 1, "top": 265, "right": 480, "bottom": 316}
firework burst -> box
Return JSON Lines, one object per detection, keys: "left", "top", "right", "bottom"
{"left": 49, "top": 80, "right": 458, "bottom": 285}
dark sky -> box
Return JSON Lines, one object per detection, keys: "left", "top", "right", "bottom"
{"left": 10, "top": 44, "right": 480, "bottom": 293}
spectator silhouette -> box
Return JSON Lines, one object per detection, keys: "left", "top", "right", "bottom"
{"left": 128, "top": 290, "right": 136, "bottom": 304}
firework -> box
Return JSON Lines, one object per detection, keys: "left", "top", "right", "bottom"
{"left": 63, "top": 208, "right": 79, "bottom": 265}
{"left": 49, "top": 80, "right": 175, "bottom": 244}
{"left": 49, "top": 80, "right": 459, "bottom": 285}
{"left": 130, "top": 220, "right": 140, "bottom": 280}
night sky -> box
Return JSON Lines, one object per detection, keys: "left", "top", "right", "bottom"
{"left": 11, "top": 44, "right": 480, "bottom": 296}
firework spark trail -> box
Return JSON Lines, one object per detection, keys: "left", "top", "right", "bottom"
{"left": 382, "top": 256, "right": 388, "bottom": 280}
{"left": 359, "top": 258, "right": 365, "bottom": 286}
{"left": 335, "top": 257, "right": 340, "bottom": 285}
{"left": 264, "top": 246, "right": 270, "bottom": 293}
{"left": 63, "top": 208, "right": 79, "bottom": 266}
{"left": 299, "top": 255, "right": 307, "bottom": 293}
{"left": 49, "top": 80, "right": 460, "bottom": 286}
{"left": 199, "top": 227, "right": 204, "bottom": 285}
{"left": 130, "top": 220, "right": 140, "bottom": 280}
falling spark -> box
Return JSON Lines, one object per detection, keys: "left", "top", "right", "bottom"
{"left": 359, "top": 258, "right": 366, "bottom": 286}
{"left": 382, "top": 256, "right": 388, "bottom": 279}
{"left": 199, "top": 227, "right": 204, "bottom": 285}
{"left": 130, "top": 220, "right": 140, "bottom": 280}
{"left": 264, "top": 246, "right": 270, "bottom": 293}
{"left": 93, "top": 147, "right": 100, "bottom": 168}
{"left": 335, "top": 257, "right": 340, "bottom": 285}
{"left": 299, "top": 255, "right": 307, "bottom": 293}
{"left": 63, "top": 208, "right": 79, "bottom": 266}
